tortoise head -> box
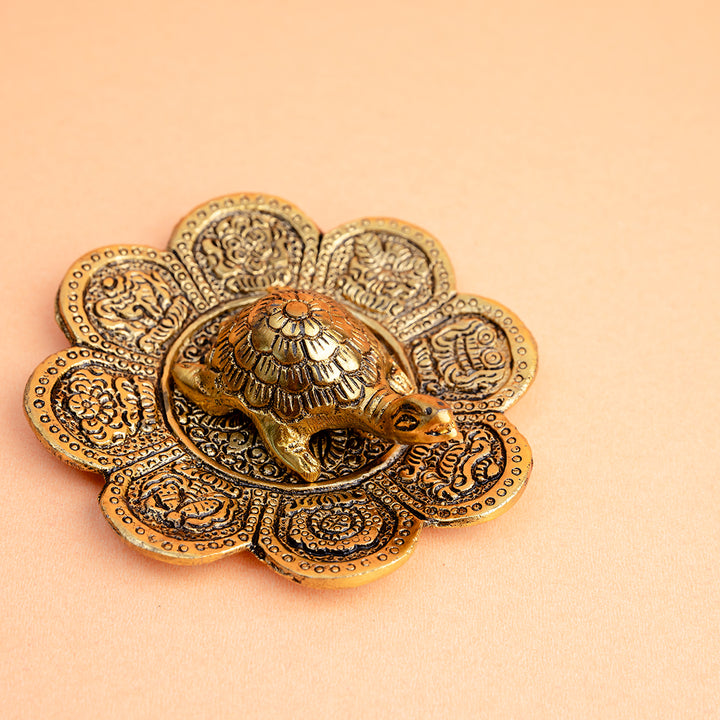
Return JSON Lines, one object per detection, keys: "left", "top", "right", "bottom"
{"left": 383, "top": 395, "right": 458, "bottom": 444}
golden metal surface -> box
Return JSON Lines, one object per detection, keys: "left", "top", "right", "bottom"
{"left": 25, "top": 193, "right": 538, "bottom": 587}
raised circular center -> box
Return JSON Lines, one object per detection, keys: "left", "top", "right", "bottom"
{"left": 162, "top": 296, "right": 415, "bottom": 491}
{"left": 285, "top": 300, "right": 309, "bottom": 319}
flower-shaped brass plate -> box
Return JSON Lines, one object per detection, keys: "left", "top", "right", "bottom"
{"left": 25, "top": 194, "right": 537, "bottom": 587}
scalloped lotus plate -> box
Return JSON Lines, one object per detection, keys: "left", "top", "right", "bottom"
{"left": 25, "top": 193, "right": 537, "bottom": 587}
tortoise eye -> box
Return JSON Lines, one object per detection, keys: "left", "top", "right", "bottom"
{"left": 394, "top": 413, "right": 419, "bottom": 432}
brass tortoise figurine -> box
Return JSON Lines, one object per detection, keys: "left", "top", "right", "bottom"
{"left": 172, "top": 287, "right": 458, "bottom": 482}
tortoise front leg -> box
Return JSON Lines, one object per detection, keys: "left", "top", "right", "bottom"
{"left": 253, "top": 414, "right": 321, "bottom": 483}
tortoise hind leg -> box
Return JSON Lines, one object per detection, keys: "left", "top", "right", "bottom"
{"left": 253, "top": 415, "right": 321, "bottom": 483}
{"left": 171, "top": 362, "right": 237, "bottom": 416}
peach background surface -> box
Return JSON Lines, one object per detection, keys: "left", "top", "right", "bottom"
{"left": 1, "top": 1, "right": 718, "bottom": 718}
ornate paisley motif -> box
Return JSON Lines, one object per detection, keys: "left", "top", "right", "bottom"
{"left": 89, "top": 266, "right": 189, "bottom": 354}
{"left": 412, "top": 316, "right": 512, "bottom": 398}
{"left": 400, "top": 426, "right": 504, "bottom": 502}
{"left": 127, "top": 461, "right": 242, "bottom": 537}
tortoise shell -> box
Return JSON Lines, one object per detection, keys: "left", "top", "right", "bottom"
{"left": 206, "top": 287, "right": 384, "bottom": 421}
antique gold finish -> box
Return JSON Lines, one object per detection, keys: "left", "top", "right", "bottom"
{"left": 25, "top": 193, "right": 537, "bottom": 587}
{"left": 172, "top": 286, "right": 457, "bottom": 483}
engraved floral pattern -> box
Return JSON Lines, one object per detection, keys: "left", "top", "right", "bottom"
{"left": 197, "top": 211, "right": 296, "bottom": 293}
{"left": 282, "top": 492, "right": 388, "bottom": 557}
{"left": 65, "top": 368, "right": 140, "bottom": 446}
{"left": 340, "top": 232, "right": 432, "bottom": 316}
